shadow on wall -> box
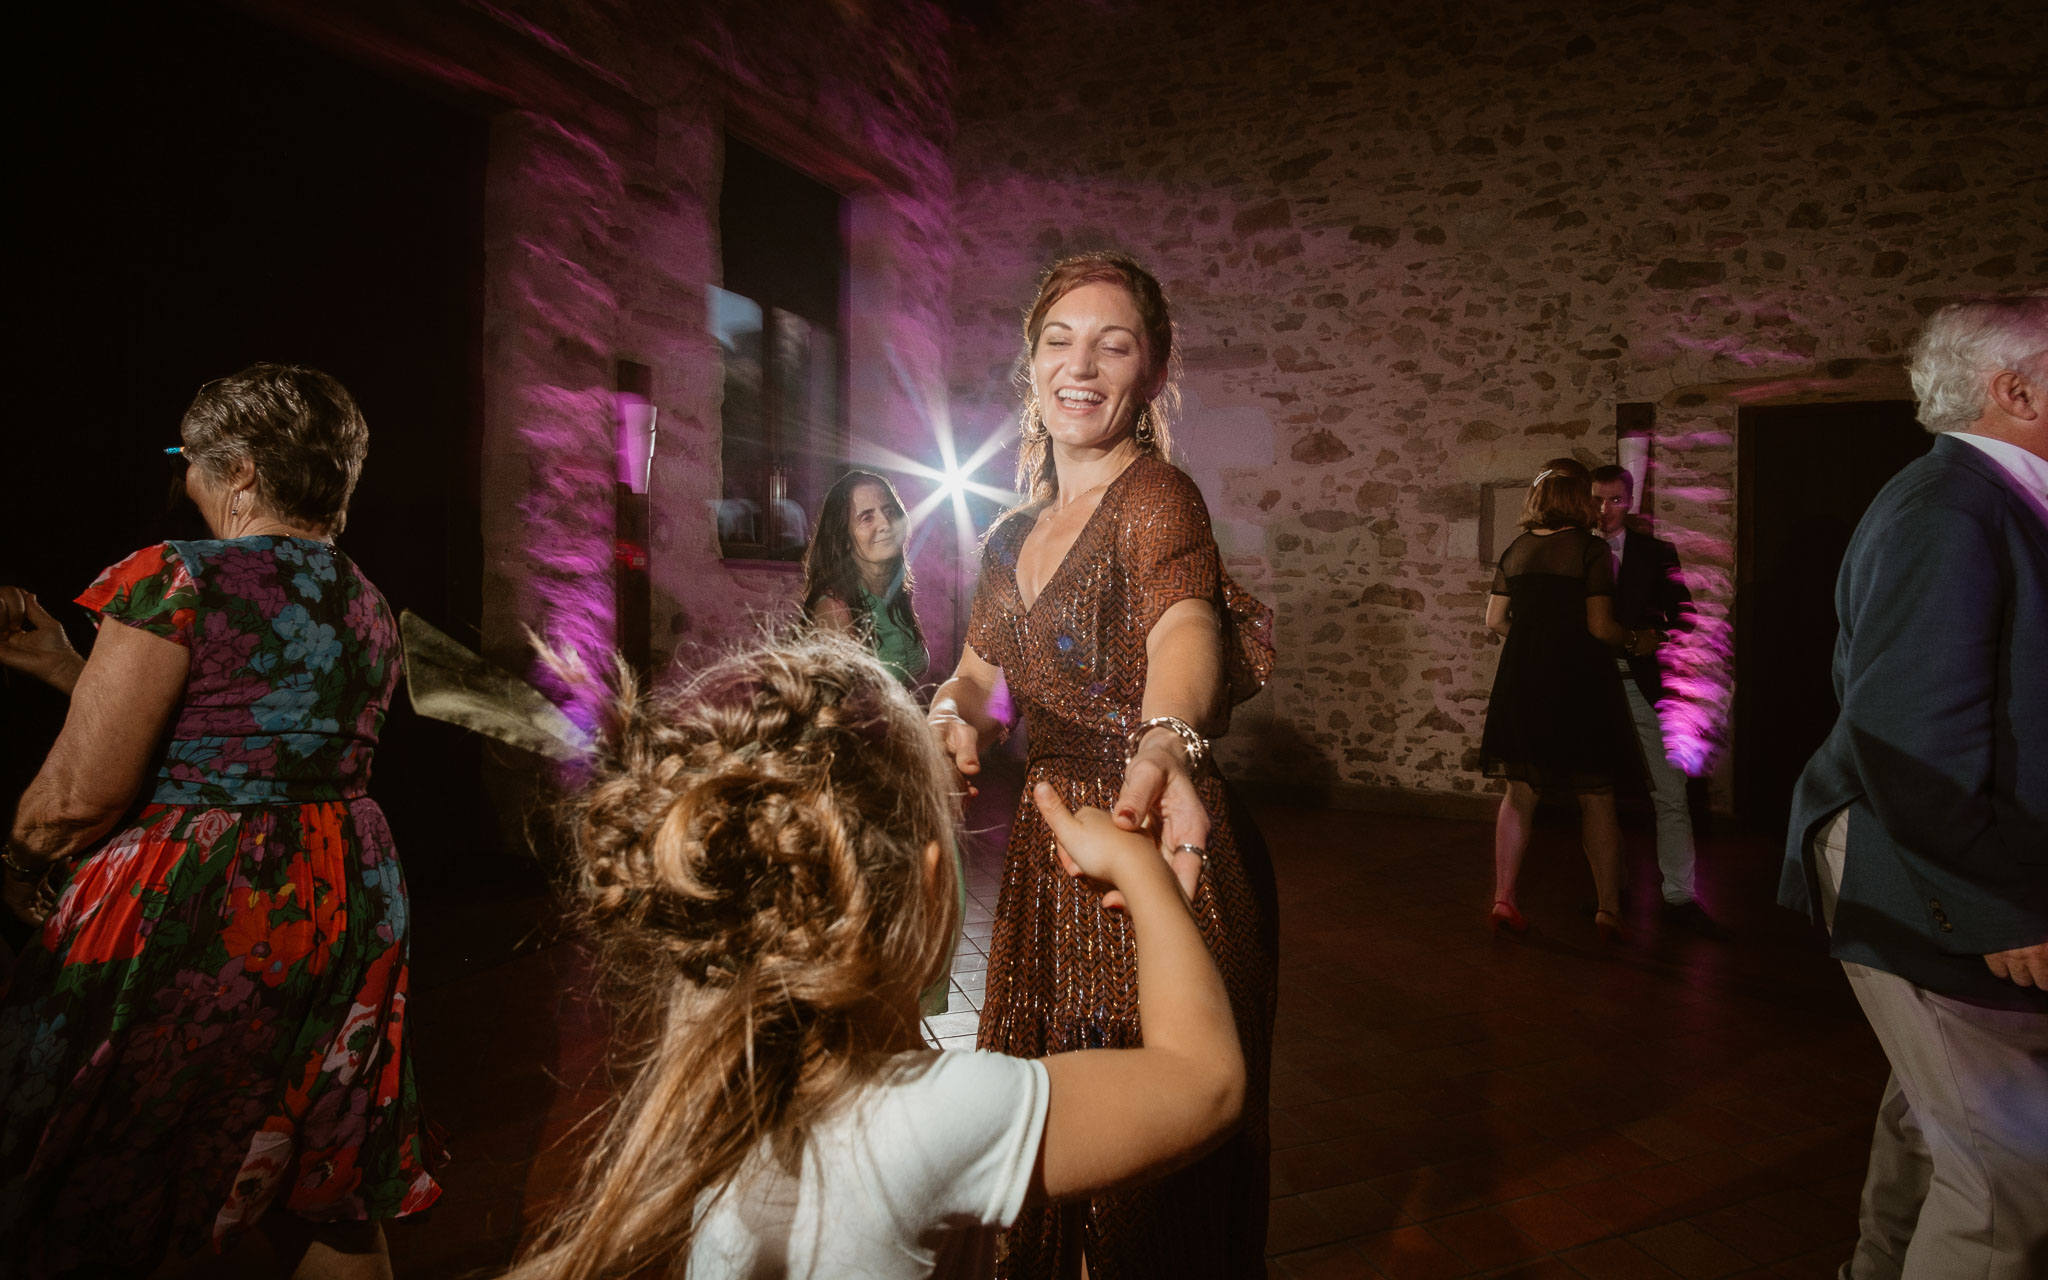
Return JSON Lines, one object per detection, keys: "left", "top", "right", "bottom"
{"left": 1227, "top": 711, "right": 1342, "bottom": 795}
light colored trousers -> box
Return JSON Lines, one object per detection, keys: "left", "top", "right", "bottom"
{"left": 1621, "top": 675, "right": 1695, "bottom": 904}
{"left": 1814, "top": 809, "right": 2048, "bottom": 1280}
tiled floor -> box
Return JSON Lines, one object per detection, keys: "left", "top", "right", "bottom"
{"left": 178, "top": 761, "right": 1889, "bottom": 1278}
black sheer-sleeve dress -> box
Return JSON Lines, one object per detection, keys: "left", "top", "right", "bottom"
{"left": 1479, "top": 526, "right": 1634, "bottom": 793}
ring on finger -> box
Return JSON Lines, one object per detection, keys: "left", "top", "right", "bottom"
{"left": 1173, "top": 841, "right": 1209, "bottom": 874}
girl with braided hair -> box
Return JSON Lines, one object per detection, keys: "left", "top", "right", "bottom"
{"left": 504, "top": 634, "right": 1244, "bottom": 1280}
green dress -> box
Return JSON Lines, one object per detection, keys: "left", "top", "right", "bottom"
{"left": 833, "top": 586, "right": 947, "bottom": 1014}
{"left": 859, "top": 584, "right": 929, "bottom": 686}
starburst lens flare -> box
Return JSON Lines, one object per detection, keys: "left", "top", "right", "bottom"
{"left": 852, "top": 416, "right": 1018, "bottom": 564}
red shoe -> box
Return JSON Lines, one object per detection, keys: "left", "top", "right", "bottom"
{"left": 1490, "top": 901, "right": 1527, "bottom": 935}
{"left": 1595, "top": 909, "right": 1627, "bottom": 944}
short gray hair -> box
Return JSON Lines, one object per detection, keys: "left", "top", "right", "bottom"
{"left": 181, "top": 364, "right": 369, "bottom": 534}
{"left": 1907, "top": 292, "right": 2048, "bottom": 434}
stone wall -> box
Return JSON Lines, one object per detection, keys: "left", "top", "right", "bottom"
{"left": 945, "top": 0, "right": 2047, "bottom": 810}
{"left": 265, "top": 0, "right": 963, "bottom": 718}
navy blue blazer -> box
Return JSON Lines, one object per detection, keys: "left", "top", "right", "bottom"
{"left": 1780, "top": 434, "right": 2048, "bottom": 1009}
{"left": 1612, "top": 527, "right": 1693, "bottom": 703}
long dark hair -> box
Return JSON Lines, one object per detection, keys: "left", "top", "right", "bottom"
{"left": 800, "top": 470, "right": 925, "bottom": 650}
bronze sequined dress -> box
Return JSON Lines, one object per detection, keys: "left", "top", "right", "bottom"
{"left": 969, "top": 456, "right": 1279, "bottom": 1278}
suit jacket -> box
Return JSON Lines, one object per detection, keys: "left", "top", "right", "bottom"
{"left": 1780, "top": 434, "right": 2048, "bottom": 1008}
{"left": 1611, "top": 527, "right": 1692, "bottom": 703}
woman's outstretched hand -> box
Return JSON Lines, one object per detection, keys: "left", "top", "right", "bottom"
{"left": 1111, "top": 739, "right": 1209, "bottom": 902}
{"left": 1034, "top": 782, "right": 1174, "bottom": 912}
{"left": 926, "top": 712, "right": 982, "bottom": 798}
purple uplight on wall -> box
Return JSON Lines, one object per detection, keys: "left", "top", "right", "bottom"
{"left": 518, "top": 380, "right": 617, "bottom": 735}
{"left": 1645, "top": 439, "right": 1736, "bottom": 778}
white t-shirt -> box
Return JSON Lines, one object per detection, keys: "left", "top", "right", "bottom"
{"left": 688, "top": 1049, "right": 1050, "bottom": 1279}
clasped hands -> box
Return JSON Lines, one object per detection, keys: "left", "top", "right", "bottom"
{"left": 1, "top": 585, "right": 82, "bottom": 686}
{"left": 928, "top": 715, "right": 1209, "bottom": 904}
{"left": 3, "top": 848, "right": 70, "bottom": 927}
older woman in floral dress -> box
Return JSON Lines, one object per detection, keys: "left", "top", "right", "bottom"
{"left": 0, "top": 365, "right": 437, "bottom": 1278}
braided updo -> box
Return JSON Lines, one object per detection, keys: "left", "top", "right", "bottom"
{"left": 571, "top": 634, "right": 959, "bottom": 1003}
{"left": 513, "top": 635, "right": 963, "bottom": 1279}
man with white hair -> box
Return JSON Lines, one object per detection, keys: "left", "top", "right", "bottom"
{"left": 1782, "top": 291, "right": 2046, "bottom": 1278}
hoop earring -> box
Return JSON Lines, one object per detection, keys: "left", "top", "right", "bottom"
{"left": 1134, "top": 404, "right": 1156, "bottom": 449}
{"left": 1022, "top": 399, "right": 1049, "bottom": 442}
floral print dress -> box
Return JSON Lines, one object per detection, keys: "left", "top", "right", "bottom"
{"left": 0, "top": 537, "right": 440, "bottom": 1275}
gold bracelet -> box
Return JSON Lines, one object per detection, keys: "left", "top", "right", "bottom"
{"left": 2, "top": 842, "right": 46, "bottom": 880}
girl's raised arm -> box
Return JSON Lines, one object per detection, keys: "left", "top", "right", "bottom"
{"left": 1025, "top": 783, "right": 1245, "bottom": 1202}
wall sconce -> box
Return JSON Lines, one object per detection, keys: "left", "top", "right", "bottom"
{"left": 616, "top": 393, "right": 658, "bottom": 495}
{"left": 614, "top": 362, "right": 655, "bottom": 672}
{"left": 1616, "top": 401, "right": 1655, "bottom": 514}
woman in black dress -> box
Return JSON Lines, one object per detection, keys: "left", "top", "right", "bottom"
{"left": 1480, "top": 461, "right": 1658, "bottom": 941}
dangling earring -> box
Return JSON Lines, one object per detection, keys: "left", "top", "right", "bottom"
{"left": 230, "top": 492, "right": 242, "bottom": 519}
{"left": 1134, "top": 404, "right": 1156, "bottom": 449}
{"left": 1022, "top": 398, "right": 1049, "bottom": 442}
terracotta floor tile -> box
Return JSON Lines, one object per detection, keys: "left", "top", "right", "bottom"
{"left": 1274, "top": 1242, "right": 1380, "bottom": 1279}
{"left": 1497, "top": 1191, "right": 1612, "bottom": 1251}
{"left": 1619, "top": 1115, "right": 1725, "bottom": 1163}
{"left": 1275, "top": 1138, "right": 1371, "bottom": 1196}
{"left": 1370, "top": 1164, "right": 1492, "bottom": 1222}
{"left": 1487, "top": 1260, "right": 1593, "bottom": 1280}
{"left": 1767, "top": 1242, "right": 1853, "bottom": 1279}
{"left": 1302, "top": 1179, "right": 1407, "bottom": 1236}
{"left": 1690, "top": 1203, "right": 1810, "bottom": 1265}
{"left": 1524, "top": 1142, "right": 1610, "bottom": 1190}
{"left": 1559, "top": 1177, "right": 1675, "bottom": 1234}
{"left": 1424, "top": 1206, "right": 1547, "bottom": 1270}
{"left": 1627, "top": 1222, "right": 1753, "bottom": 1279}
{"left": 1268, "top": 1194, "right": 1349, "bottom": 1254}
{"left": 1351, "top": 1225, "right": 1473, "bottom": 1280}
{"left": 1560, "top": 1237, "right": 1685, "bottom": 1279}
{"left": 1576, "top": 1132, "right": 1665, "bottom": 1175}
{"left": 1743, "top": 1188, "right": 1857, "bottom": 1252}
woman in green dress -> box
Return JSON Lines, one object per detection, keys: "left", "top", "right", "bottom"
{"left": 802, "top": 469, "right": 951, "bottom": 1015}
{"left": 801, "top": 469, "right": 930, "bottom": 687}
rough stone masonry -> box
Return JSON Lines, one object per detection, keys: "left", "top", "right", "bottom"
{"left": 945, "top": 0, "right": 2046, "bottom": 810}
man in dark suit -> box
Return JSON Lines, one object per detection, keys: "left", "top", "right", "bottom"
{"left": 1782, "top": 292, "right": 2047, "bottom": 1279}
{"left": 1588, "top": 465, "right": 1717, "bottom": 932}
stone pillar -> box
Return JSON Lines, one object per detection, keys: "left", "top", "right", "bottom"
{"left": 480, "top": 108, "right": 626, "bottom": 727}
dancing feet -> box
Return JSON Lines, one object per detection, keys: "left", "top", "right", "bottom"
{"left": 1489, "top": 901, "right": 1528, "bottom": 935}
{"left": 1594, "top": 909, "right": 1627, "bottom": 945}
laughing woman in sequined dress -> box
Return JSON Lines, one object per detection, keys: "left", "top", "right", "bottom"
{"left": 927, "top": 253, "right": 1277, "bottom": 1277}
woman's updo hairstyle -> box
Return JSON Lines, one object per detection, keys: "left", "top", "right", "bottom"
{"left": 180, "top": 363, "right": 369, "bottom": 535}
{"left": 1016, "top": 251, "right": 1181, "bottom": 505}
{"left": 569, "top": 633, "right": 960, "bottom": 1012}
{"left": 1518, "top": 456, "right": 1599, "bottom": 531}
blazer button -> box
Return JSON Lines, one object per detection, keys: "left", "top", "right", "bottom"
{"left": 1939, "top": 921, "right": 1954, "bottom": 933}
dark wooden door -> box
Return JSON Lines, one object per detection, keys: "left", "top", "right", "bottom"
{"left": 1735, "top": 401, "right": 1930, "bottom": 833}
